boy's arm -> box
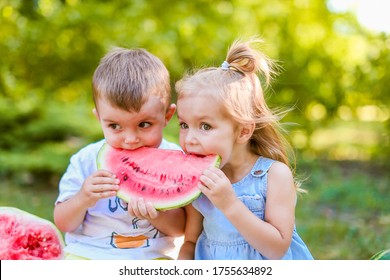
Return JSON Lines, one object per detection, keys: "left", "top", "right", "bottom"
{"left": 177, "top": 204, "right": 203, "bottom": 260}
{"left": 54, "top": 169, "right": 119, "bottom": 232}
{"left": 54, "top": 194, "right": 90, "bottom": 233}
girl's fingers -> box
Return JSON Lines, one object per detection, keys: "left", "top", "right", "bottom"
{"left": 202, "top": 167, "right": 224, "bottom": 183}
{"left": 199, "top": 174, "right": 212, "bottom": 188}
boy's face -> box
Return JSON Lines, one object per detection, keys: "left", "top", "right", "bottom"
{"left": 94, "top": 96, "right": 175, "bottom": 150}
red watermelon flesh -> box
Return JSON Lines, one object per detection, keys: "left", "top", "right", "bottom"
{"left": 97, "top": 144, "right": 221, "bottom": 210}
{"left": 0, "top": 207, "right": 64, "bottom": 260}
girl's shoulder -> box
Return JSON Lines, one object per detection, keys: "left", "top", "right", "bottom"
{"left": 268, "top": 160, "right": 292, "bottom": 177}
{"left": 266, "top": 160, "right": 295, "bottom": 194}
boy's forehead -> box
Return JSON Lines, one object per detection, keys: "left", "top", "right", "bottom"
{"left": 96, "top": 95, "right": 167, "bottom": 113}
{"left": 139, "top": 95, "right": 167, "bottom": 112}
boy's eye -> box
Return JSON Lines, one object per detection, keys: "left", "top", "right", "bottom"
{"left": 109, "top": 124, "right": 121, "bottom": 130}
{"left": 139, "top": 122, "right": 151, "bottom": 128}
{"left": 179, "top": 122, "right": 188, "bottom": 129}
{"left": 200, "top": 123, "right": 211, "bottom": 130}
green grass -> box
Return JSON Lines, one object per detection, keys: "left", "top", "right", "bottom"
{"left": 0, "top": 183, "right": 58, "bottom": 222}
{"left": 0, "top": 159, "right": 388, "bottom": 260}
{"left": 295, "top": 160, "right": 390, "bottom": 259}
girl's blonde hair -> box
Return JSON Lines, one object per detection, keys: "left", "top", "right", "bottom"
{"left": 176, "top": 37, "right": 302, "bottom": 191}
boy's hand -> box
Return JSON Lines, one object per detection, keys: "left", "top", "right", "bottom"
{"left": 79, "top": 169, "right": 119, "bottom": 208}
{"left": 127, "top": 197, "right": 159, "bottom": 220}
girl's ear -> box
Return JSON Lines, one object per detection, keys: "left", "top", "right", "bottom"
{"left": 237, "top": 123, "right": 255, "bottom": 144}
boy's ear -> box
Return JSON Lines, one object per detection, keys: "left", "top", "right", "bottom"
{"left": 164, "top": 104, "right": 176, "bottom": 126}
{"left": 236, "top": 123, "right": 255, "bottom": 144}
{"left": 92, "top": 108, "right": 100, "bottom": 121}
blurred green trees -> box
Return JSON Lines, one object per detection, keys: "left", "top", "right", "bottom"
{"left": 0, "top": 0, "right": 389, "bottom": 186}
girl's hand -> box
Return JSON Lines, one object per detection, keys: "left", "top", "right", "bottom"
{"left": 79, "top": 169, "right": 119, "bottom": 208}
{"left": 198, "top": 166, "right": 238, "bottom": 211}
{"left": 127, "top": 197, "right": 159, "bottom": 220}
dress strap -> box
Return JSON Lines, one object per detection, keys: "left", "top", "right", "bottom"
{"left": 250, "top": 157, "right": 275, "bottom": 198}
{"left": 250, "top": 157, "right": 275, "bottom": 178}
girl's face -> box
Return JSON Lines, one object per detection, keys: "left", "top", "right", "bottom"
{"left": 94, "top": 96, "right": 175, "bottom": 150}
{"left": 177, "top": 94, "right": 238, "bottom": 167}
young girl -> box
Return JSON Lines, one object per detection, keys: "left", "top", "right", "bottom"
{"left": 176, "top": 38, "right": 313, "bottom": 260}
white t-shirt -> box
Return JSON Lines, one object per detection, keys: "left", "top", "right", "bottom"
{"left": 55, "top": 139, "right": 181, "bottom": 259}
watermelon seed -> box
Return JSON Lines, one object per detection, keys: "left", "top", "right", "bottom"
{"left": 141, "top": 186, "right": 146, "bottom": 191}
{"left": 123, "top": 175, "right": 128, "bottom": 181}
{"left": 122, "top": 157, "right": 129, "bottom": 162}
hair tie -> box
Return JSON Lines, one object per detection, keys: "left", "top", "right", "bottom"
{"left": 221, "top": 61, "right": 230, "bottom": 70}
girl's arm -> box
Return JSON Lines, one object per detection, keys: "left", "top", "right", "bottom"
{"left": 200, "top": 163, "right": 296, "bottom": 259}
{"left": 149, "top": 207, "right": 186, "bottom": 237}
{"left": 177, "top": 204, "right": 203, "bottom": 260}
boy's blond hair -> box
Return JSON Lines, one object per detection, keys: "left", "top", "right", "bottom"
{"left": 92, "top": 47, "right": 171, "bottom": 111}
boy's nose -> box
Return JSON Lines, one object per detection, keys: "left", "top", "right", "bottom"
{"left": 124, "top": 133, "right": 139, "bottom": 144}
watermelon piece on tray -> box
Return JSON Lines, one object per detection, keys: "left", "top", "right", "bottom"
{"left": 97, "top": 143, "right": 221, "bottom": 210}
{"left": 0, "top": 207, "right": 64, "bottom": 260}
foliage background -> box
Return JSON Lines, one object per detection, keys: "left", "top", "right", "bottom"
{"left": 0, "top": 0, "right": 389, "bottom": 259}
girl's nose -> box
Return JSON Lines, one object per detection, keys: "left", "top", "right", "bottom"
{"left": 184, "top": 130, "right": 197, "bottom": 145}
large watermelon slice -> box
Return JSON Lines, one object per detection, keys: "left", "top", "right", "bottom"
{"left": 0, "top": 207, "right": 64, "bottom": 260}
{"left": 97, "top": 143, "right": 220, "bottom": 210}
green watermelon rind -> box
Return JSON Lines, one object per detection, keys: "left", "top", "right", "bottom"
{"left": 96, "top": 143, "right": 110, "bottom": 170}
{"left": 370, "top": 248, "right": 390, "bottom": 260}
{"left": 117, "top": 186, "right": 198, "bottom": 211}
{"left": 96, "top": 143, "right": 221, "bottom": 211}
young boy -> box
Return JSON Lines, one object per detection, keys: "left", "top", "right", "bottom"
{"left": 54, "top": 47, "right": 185, "bottom": 260}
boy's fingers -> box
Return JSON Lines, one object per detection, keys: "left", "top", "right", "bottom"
{"left": 95, "top": 169, "right": 117, "bottom": 178}
{"left": 145, "top": 202, "right": 158, "bottom": 219}
{"left": 137, "top": 198, "right": 148, "bottom": 217}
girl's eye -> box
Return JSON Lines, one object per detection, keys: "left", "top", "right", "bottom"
{"left": 200, "top": 123, "right": 211, "bottom": 130}
{"left": 179, "top": 122, "right": 188, "bottom": 129}
{"left": 139, "top": 122, "right": 151, "bottom": 128}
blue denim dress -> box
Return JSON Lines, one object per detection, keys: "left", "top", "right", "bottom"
{"left": 193, "top": 157, "right": 314, "bottom": 260}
